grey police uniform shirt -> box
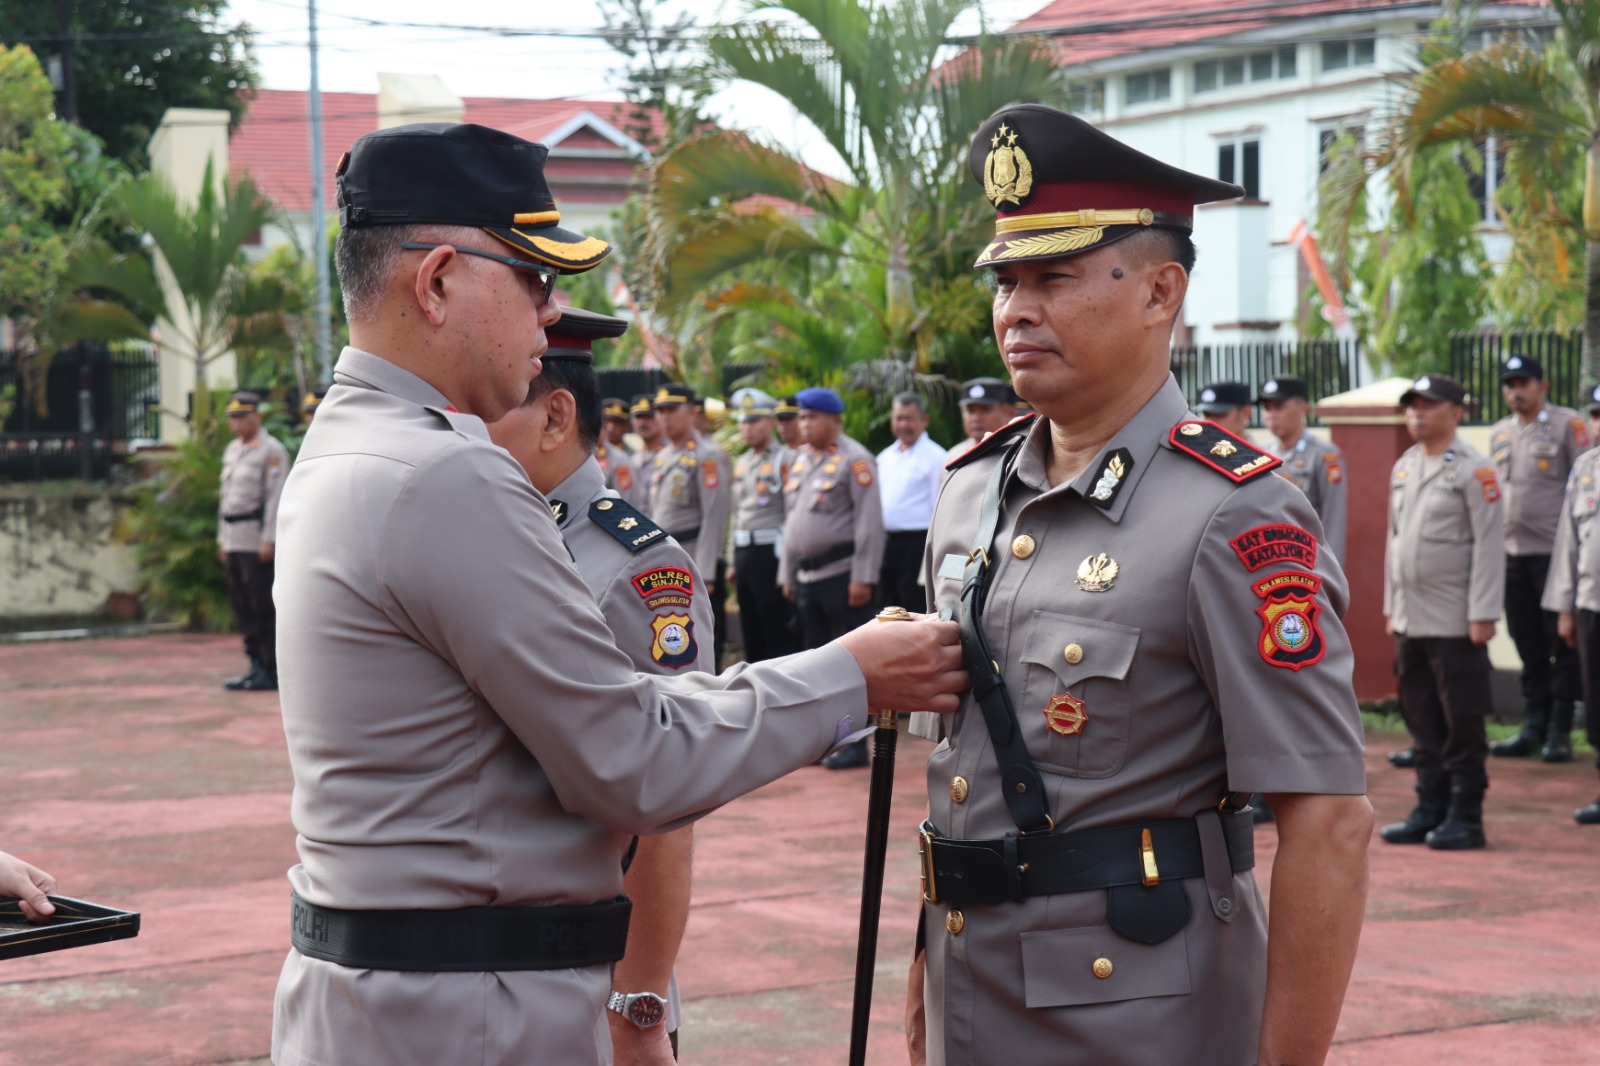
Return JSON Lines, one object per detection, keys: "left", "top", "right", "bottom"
{"left": 597, "top": 441, "right": 647, "bottom": 514}
{"left": 1268, "top": 431, "right": 1347, "bottom": 563}
{"left": 217, "top": 432, "right": 289, "bottom": 552}
{"left": 551, "top": 454, "right": 714, "bottom": 1036}
{"left": 910, "top": 379, "right": 1365, "bottom": 1066}
{"left": 1489, "top": 404, "right": 1590, "bottom": 556}
{"left": 270, "top": 348, "right": 870, "bottom": 1066}
{"left": 1543, "top": 447, "right": 1600, "bottom": 614}
{"left": 1384, "top": 437, "right": 1506, "bottom": 637}
{"left": 647, "top": 431, "right": 732, "bottom": 587}
{"left": 777, "top": 434, "right": 887, "bottom": 585}
{"left": 731, "top": 437, "right": 793, "bottom": 538}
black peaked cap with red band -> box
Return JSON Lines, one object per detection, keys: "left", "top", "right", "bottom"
{"left": 968, "top": 104, "right": 1243, "bottom": 268}
{"left": 541, "top": 306, "right": 629, "bottom": 363}
{"left": 336, "top": 123, "right": 611, "bottom": 274}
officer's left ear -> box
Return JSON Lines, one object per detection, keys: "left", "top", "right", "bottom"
{"left": 540, "top": 388, "right": 578, "bottom": 451}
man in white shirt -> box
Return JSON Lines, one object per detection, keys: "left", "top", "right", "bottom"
{"left": 877, "top": 392, "right": 946, "bottom": 613}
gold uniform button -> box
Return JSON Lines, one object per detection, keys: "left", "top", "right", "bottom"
{"left": 950, "top": 776, "right": 969, "bottom": 804}
{"left": 1092, "top": 957, "right": 1113, "bottom": 979}
{"left": 946, "top": 909, "right": 965, "bottom": 935}
{"left": 1011, "top": 534, "right": 1036, "bottom": 559}
{"left": 1063, "top": 643, "right": 1084, "bottom": 665}
{"left": 1180, "top": 423, "right": 1204, "bottom": 437}
{"left": 596, "top": 500, "right": 613, "bottom": 510}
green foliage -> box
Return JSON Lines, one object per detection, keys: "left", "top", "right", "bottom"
{"left": 0, "top": 44, "right": 75, "bottom": 321}
{"left": 599, "top": 0, "right": 714, "bottom": 154}
{"left": 114, "top": 414, "right": 232, "bottom": 631}
{"left": 1316, "top": 136, "right": 1489, "bottom": 377}
{"left": 0, "top": 0, "right": 258, "bottom": 168}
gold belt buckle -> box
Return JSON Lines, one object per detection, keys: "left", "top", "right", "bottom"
{"left": 918, "top": 827, "right": 940, "bottom": 904}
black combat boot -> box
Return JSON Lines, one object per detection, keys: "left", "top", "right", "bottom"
{"left": 1387, "top": 747, "right": 1418, "bottom": 768}
{"left": 238, "top": 662, "right": 279, "bottom": 691}
{"left": 224, "top": 659, "right": 263, "bottom": 691}
{"left": 1490, "top": 705, "right": 1548, "bottom": 757}
{"left": 1542, "top": 702, "right": 1575, "bottom": 763}
{"left": 1425, "top": 779, "right": 1486, "bottom": 851}
{"left": 1379, "top": 770, "right": 1449, "bottom": 844}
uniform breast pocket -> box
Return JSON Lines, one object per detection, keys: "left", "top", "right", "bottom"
{"left": 1575, "top": 493, "right": 1599, "bottom": 538}
{"left": 1419, "top": 487, "right": 1468, "bottom": 543}
{"left": 1017, "top": 611, "right": 1140, "bottom": 778}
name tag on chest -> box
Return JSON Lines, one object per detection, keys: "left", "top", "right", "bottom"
{"left": 938, "top": 553, "right": 968, "bottom": 581}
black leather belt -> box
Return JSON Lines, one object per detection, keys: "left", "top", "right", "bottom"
{"left": 798, "top": 540, "right": 854, "bottom": 570}
{"left": 918, "top": 811, "right": 1254, "bottom": 907}
{"left": 671, "top": 526, "right": 700, "bottom": 543}
{"left": 290, "top": 893, "right": 632, "bottom": 972}
{"left": 222, "top": 507, "right": 264, "bottom": 523}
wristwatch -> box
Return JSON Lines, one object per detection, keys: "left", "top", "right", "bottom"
{"left": 606, "top": 990, "right": 667, "bottom": 1029}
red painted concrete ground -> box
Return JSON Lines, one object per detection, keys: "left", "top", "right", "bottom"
{"left": 1, "top": 634, "right": 1598, "bottom": 1065}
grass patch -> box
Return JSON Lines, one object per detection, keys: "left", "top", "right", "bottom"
{"left": 1360, "top": 701, "right": 1593, "bottom": 755}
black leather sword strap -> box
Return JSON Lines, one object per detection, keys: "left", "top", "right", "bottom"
{"left": 959, "top": 437, "right": 1053, "bottom": 834}
{"left": 290, "top": 893, "right": 632, "bottom": 972}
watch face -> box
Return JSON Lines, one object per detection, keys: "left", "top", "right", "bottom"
{"left": 627, "top": 995, "right": 666, "bottom": 1028}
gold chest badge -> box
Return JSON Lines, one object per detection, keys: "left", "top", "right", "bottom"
{"left": 1044, "top": 692, "right": 1088, "bottom": 737}
{"left": 983, "top": 122, "right": 1034, "bottom": 209}
{"left": 1076, "top": 552, "right": 1119, "bottom": 593}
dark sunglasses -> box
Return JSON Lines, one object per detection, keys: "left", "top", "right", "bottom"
{"left": 400, "top": 242, "right": 558, "bottom": 305}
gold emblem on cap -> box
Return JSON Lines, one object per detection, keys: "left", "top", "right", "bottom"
{"left": 983, "top": 122, "right": 1034, "bottom": 209}
{"left": 1011, "top": 534, "right": 1036, "bottom": 559}
{"left": 1064, "top": 643, "right": 1083, "bottom": 665}
{"left": 950, "top": 776, "right": 969, "bottom": 804}
{"left": 1180, "top": 423, "right": 1204, "bottom": 436}
{"left": 1093, "top": 957, "right": 1113, "bottom": 979}
{"left": 1076, "top": 552, "right": 1118, "bottom": 593}
{"left": 1210, "top": 439, "right": 1238, "bottom": 458}
{"left": 946, "top": 909, "right": 965, "bottom": 935}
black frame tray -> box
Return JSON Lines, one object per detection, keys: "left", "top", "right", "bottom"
{"left": 0, "top": 895, "right": 140, "bottom": 961}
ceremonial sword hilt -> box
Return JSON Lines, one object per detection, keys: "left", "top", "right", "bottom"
{"left": 873, "top": 606, "right": 913, "bottom": 728}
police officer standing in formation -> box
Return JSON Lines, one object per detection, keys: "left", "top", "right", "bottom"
{"left": 217, "top": 390, "right": 290, "bottom": 692}
{"left": 487, "top": 307, "right": 703, "bottom": 1064}
{"left": 1258, "top": 376, "right": 1347, "bottom": 563}
{"left": 648, "top": 384, "right": 733, "bottom": 667}
{"left": 629, "top": 393, "right": 666, "bottom": 502}
{"left": 780, "top": 386, "right": 887, "bottom": 770}
{"left": 1195, "top": 379, "right": 1253, "bottom": 437}
{"left": 726, "top": 388, "right": 797, "bottom": 663}
{"left": 948, "top": 377, "right": 1017, "bottom": 458}
{"left": 877, "top": 391, "right": 946, "bottom": 614}
{"left": 598, "top": 397, "right": 645, "bottom": 511}
{"left": 1488, "top": 355, "right": 1588, "bottom": 762}
{"left": 270, "top": 122, "right": 965, "bottom": 1066}
{"left": 773, "top": 394, "right": 804, "bottom": 451}
{"left": 906, "top": 105, "right": 1371, "bottom": 1066}
{"left": 1380, "top": 374, "right": 1504, "bottom": 851}
{"left": 1541, "top": 382, "right": 1600, "bottom": 824}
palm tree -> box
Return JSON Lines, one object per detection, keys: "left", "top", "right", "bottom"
{"left": 1323, "top": 0, "right": 1600, "bottom": 379}
{"left": 636, "top": 0, "right": 1068, "bottom": 383}
{"left": 63, "top": 161, "right": 282, "bottom": 432}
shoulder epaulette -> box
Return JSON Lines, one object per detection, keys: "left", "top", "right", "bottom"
{"left": 589, "top": 497, "right": 668, "bottom": 554}
{"left": 945, "top": 413, "right": 1037, "bottom": 471}
{"left": 1168, "top": 420, "right": 1281, "bottom": 484}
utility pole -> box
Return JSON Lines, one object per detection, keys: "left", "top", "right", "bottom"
{"left": 308, "top": 0, "right": 332, "bottom": 381}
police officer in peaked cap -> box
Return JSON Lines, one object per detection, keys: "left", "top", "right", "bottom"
{"left": 269, "top": 121, "right": 967, "bottom": 1066}
{"left": 905, "top": 104, "right": 1371, "bottom": 1066}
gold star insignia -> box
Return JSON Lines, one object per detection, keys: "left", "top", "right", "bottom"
{"left": 619, "top": 517, "right": 639, "bottom": 531}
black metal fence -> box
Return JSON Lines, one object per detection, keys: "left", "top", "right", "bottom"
{"left": 1170, "top": 339, "right": 1359, "bottom": 427}
{"left": 0, "top": 343, "right": 161, "bottom": 483}
{"left": 1447, "top": 328, "right": 1583, "bottom": 424}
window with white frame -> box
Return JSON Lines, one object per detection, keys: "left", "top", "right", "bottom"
{"left": 1068, "top": 79, "right": 1106, "bottom": 117}
{"left": 1124, "top": 68, "right": 1171, "bottom": 105}
{"left": 1194, "top": 46, "right": 1297, "bottom": 93}
{"left": 1320, "top": 34, "right": 1376, "bottom": 71}
{"left": 1317, "top": 124, "right": 1365, "bottom": 174}
{"left": 1217, "top": 137, "right": 1261, "bottom": 199}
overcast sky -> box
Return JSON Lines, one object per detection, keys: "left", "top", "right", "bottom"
{"left": 224, "top": 1, "right": 1043, "bottom": 177}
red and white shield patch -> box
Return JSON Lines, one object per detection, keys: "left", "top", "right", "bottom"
{"left": 1252, "top": 571, "right": 1325, "bottom": 671}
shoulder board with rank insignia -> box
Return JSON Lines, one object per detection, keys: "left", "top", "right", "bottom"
{"left": 1168, "top": 421, "right": 1282, "bottom": 484}
{"left": 589, "top": 497, "right": 668, "bottom": 554}
{"left": 945, "top": 413, "right": 1037, "bottom": 471}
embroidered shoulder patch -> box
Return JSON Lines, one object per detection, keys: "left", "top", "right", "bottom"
{"left": 632, "top": 565, "right": 693, "bottom": 610}
{"left": 650, "top": 612, "right": 698, "bottom": 669}
{"left": 1574, "top": 419, "right": 1592, "bottom": 450}
{"left": 851, "top": 458, "right": 873, "bottom": 487}
{"left": 1169, "top": 421, "right": 1281, "bottom": 483}
{"left": 615, "top": 466, "right": 633, "bottom": 491}
{"left": 945, "top": 413, "right": 1036, "bottom": 471}
{"left": 591, "top": 497, "right": 667, "bottom": 553}
{"left": 1473, "top": 467, "right": 1501, "bottom": 504}
{"left": 1253, "top": 571, "right": 1326, "bottom": 671}
{"left": 1230, "top": 523, "right": 1317, "bottom": 572}
{"left": 1322, "top": 451, "right": 1343, "bottom": 485}
{"left": 701, "top": 458, "right": 719, "bottom": 489}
